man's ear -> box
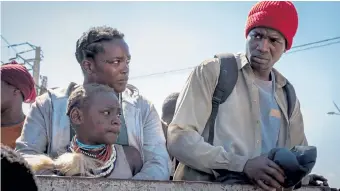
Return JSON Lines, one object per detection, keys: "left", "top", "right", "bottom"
{"left": 13, "top": 88, "right": 21, "bottom": 96}
{"left": 69, "top": 107, "right": 84, "bottom": 126}
{"left": 13, "top": 88, "right": 24, "bottom": 99}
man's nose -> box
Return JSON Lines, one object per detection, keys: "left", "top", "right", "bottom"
{"left": 256, "top": 38, "right": 270, "bottom": 52}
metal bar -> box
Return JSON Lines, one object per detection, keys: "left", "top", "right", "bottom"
{"left": 17, "top": 49, "right": 35, "bottom": 55}
{"left": 16, "top": 54, "right": 34, "bottom": 67}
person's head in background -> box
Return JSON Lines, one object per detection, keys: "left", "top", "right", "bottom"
{"left": 161, "top": 92, "right": 180, "bottom": 137}
{"left": 1, "top": 61, "right": 37, "bottom": 149}
{"left": 67, "top": 83, "right": 121, "bottom": 146}
{"left": 1, "top": 61, "right": 37, "bottom": 126}
{"left": 75, "top": 26, "right": 130, "bottom": 94}
{"left": 1, "top": 144, "right": 38, "bottom": 191}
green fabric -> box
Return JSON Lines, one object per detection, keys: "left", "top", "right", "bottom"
{"left": 116, "top": 95, "right": 129, "bottom": 146}
{"left": 116, "top": 113, "right": 129, "bottom": 145}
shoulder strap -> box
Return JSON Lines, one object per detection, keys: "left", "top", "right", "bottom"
{"left": 283, "top": 80, "right": 297, "bottom": 119}
{"left": 206, "top": 53, "right": 238, "bottom": 144}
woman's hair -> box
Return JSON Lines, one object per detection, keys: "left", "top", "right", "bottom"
{"left": 66, "top": 83, "right": 117, "bottom": 116}
{"left": 1, "top": 144, "right": 38, "bottom": 191}
{"left": 75, "top": 26, "right": 124, "bottom": 73}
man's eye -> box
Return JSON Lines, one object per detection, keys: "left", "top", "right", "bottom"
{"left": 271, "top": 38, "right": 283, "bottom": 44}
{"left": 103, "top": 111, "right": 110, "bottom": 115}
{"left": 254, "top": 34, "right": 262, "bottom": 39}
{"left": 270, "top": 38, "right": 278, "bottom": 43}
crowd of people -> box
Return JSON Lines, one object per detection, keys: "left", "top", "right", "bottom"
{"left": 1, "top": 1, "right": 334, "bottom": 190}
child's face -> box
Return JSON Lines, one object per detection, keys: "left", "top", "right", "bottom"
{"left": 78, "top": 91, "right": 121, "bottom": 145}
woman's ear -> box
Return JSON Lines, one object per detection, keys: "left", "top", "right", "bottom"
{"left": 82, "top": 59, "right": 96, "bottom": 76}
{"left": 69, "top": 107, "right": 83, "bottom": 126}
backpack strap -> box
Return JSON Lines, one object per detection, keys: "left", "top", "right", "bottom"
{"left": 206, "top": 53, "right": 238, "bottom": 144}
{"left": 283, "top": 80, "right": 296, "bottom": 119}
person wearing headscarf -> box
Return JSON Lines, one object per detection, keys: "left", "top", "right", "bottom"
{"left": 1, "top": 61, "right": 37, "bottom": 149}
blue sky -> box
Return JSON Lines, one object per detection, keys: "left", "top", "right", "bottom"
{"left": 1, "top": 1, "right": 340, "bottom": 187}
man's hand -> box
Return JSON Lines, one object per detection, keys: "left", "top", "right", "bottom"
{"left": 308, "top": 174, "right": 328, "bottom": 186}
{"left": 243, "top": 156, "right": 285, "bottom": 191}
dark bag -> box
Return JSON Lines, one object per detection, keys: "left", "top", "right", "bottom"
{"left": 268, "top": 146, "right": 317, "bottom": 188}
{"left": 174, "top": 53, "right": 297, "bottom": 182}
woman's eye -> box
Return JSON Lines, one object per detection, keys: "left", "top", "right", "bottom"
{"left": 103, "top": 111, "right": 110, "bottom": 115}
{"left": 106, "top": 60, "right": 119, "bottom": 64}
{"left": 106, "top": 58, "right": 130, "bottom": 65}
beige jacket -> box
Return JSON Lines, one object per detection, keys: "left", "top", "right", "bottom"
{"left": 167, "top": 53, "right": 307, "bottom": 175}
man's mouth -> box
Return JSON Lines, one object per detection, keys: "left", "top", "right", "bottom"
{"left": 252, "top": 56, "right": 268, "bottom": 64}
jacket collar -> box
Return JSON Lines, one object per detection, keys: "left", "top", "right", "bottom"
{"left": 121, "top": 84, "right": 140, "bottom": 107}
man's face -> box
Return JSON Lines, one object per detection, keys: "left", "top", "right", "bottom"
{"left": 246, "top": 27, "right": 286, "bottom": 72}
{"left": 1, "top": 80, "right": 16, "bottom": 111}
{"left": 84, "top": 39, "right": 130, "bottom": 93}
{"left": 76, "top": 91, "right": 121, "bottom": 145}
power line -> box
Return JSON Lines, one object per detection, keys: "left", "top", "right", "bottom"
{"left": 290, "top": 36, "right": 340, "bottom": 50}
{"left": 1, "top": 35, "right": 18, "bottom": 54}
{"left": 286, "top": 40, "right": 340, "bottom": 54}
{"left": 334, "top": 101, "right": 340, "bottom": 113}
{"left": 130, "top": 37, "right": 340, "bottom": 80}
{"left": 1, "top": 35, "right": 46, "bottom": 95}
{"left": 131, "top": 66, "right": 195, "bottom": 79}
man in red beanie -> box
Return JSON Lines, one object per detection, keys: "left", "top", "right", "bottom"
{"left": 167, "top": 1, "right": 327, "bottom": 190}
{"left": 1, "top": 61, "right": 37, "bottom": 149}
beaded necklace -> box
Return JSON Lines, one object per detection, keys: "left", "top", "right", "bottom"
{"left": 68, "top": 136, "right": 117, "bottom": 177}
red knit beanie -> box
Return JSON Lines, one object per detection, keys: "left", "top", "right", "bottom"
{"left": 1, "top": 61, "right": 37, "bottom": 103}
{"left": 245, "top": 1, "right": 298, "bottom": 50}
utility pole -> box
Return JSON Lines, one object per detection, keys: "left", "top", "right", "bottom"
{"left": 33, "top": 46, "right": 41, "bottom": 93}
{"left": 40, "top": 76, "right": 48, "bottom": 95}
{"left": 4, "top": 41, "right": 47, "bottom": 95}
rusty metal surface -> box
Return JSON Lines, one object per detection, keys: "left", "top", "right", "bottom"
{"left": 35, "top": 176, "right": 324, "bottom": 191}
